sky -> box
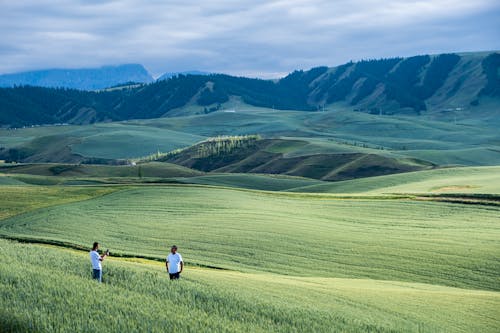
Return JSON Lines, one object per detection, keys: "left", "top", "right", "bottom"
{"left": 1, "top": 0, "right": 499, "bottom": 78}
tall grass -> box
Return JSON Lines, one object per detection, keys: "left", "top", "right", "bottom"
{"left": 1, "top": 186, "right": 499, "bottom": 291}
{"left": 0, "top": 239, "right": 414, "bottom": 333}
{"left": 2, "top": 239, "right": 499, "bottom": 332}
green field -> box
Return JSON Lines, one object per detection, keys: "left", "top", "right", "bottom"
{"left": 0, "top": 161, "right": 202, "bottom": 179}
{"left": 1, "top": 107, "right": 500, "bottom": 332}
{"left": 0, "top": 170, "right": 499, "bottom": 332}
{"left": 290, "top": 166, "right": 500, "bottom": 194}
{"left": 1, "top": 239, "right": 499, "bottom": 333}
{"left": 1, "top": 185, "right": 498, "bottom": 290}
{"left": 2, "top": 109, "right": 499, "bottom": 167}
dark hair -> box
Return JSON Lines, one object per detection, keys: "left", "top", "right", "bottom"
{"left": 171, "top": 245, "right": 177, "bottom": 249}
{"left": 92, "top": 242, "right": 99, "bottom": 250}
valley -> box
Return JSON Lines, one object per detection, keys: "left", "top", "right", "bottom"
{"left": 1, "top": 51, "right": 499, "bottom": 333}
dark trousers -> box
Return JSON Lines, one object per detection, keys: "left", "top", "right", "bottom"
{"left": 92, "top": 269, "right": 102, "bottom": 282}
{"left": 169, "top": 272, "right": 180, "bottom": 280}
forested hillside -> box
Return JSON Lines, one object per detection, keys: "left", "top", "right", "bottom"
{"left": 0, "top": 52, "right": 498, "bottom": 127}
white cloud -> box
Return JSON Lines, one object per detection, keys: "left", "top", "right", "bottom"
{"left": 0, "top": 0, "right": 498, "bottom": 77}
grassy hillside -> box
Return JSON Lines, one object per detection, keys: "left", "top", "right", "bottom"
{"left": 129, "top": 109, "right": 500, "bottom": 167}
{"left": 0, "top": 122, "right": 205, "bottom": 162}
{"left": 1, "top": 182, "right": 499, "bottom": 332}
{"left": 2, "top": 108, "right": 499, "bottom": 171}
{"left": 176, "top": 173, "right": 322, "bottom": 191}
{"left": 70, "top": 123, "right": 205, "bottom": 159}
{"left": 290, "top": 166, "right": 500, "bottom": 194}
{"left": 0, "top": 162, "right": 202, "bottom": 178}
{"left": 0, "top": 185, "right": 118, "bottom": 220}
{"left": 2, "top": 239, "right": 499, "bottom": 333}
{"left": 160, "top": 136, "right": 434, "bottom": 181}
{"left": 1, "top": 185, "right": 498, "bottom": 291}
{"left": 1, "top": 169, "right": 499, "bottom": 332}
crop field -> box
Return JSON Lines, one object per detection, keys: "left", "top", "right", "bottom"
{"left": 0, "top": 176, "right": 499, "bottom": 332}
{"left": 0, "top": 162, "right": 202, "bottom": 179}
{"left": 1, "top": 239, "right": 499, "bottom": 333}
{"left": 291, "top": 166, "right": 500, "bottom": 194}
{"left": 1, "top": 185, "right": 499, "bottom": 289}
{"left": 177, "top": 173, "right": 323, "bottom": 191}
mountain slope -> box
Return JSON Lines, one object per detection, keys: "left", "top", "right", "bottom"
{"left": 159, "top": 137, "right": 434, "bottom": 181}
{"left": 0, "top": 64, "right": 153, "bottom": 90}
{"left": 0, "top": 51, "right": 498, "bottom": 127}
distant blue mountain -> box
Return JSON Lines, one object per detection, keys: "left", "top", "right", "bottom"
{"left": 157, "top": 70, "right": 210, "bottom": 81}
{"left": 0, "top": 64, "right": 154, "bottom": 90}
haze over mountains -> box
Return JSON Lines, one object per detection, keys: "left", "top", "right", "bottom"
{"left": 0, "top": 51, "right": 498, "bottom": 127}
{"left": 0, "top": 64, "right": 154, "bottom": 90}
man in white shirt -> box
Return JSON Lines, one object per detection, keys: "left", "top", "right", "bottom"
{"left": 90, "top": 242, "right": 108, "bottom": 283}
{"left": 166, "top": 245, "right": 183, "bottom": 280}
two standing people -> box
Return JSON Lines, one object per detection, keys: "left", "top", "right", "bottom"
{"left": 90, "top": 242, "right": 183, "bottom": 282}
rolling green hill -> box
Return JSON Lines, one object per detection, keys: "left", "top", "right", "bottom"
{"left": 1, "top": 50, "right": 499, "bottom": 333}
{"left": 0, "top": 162, "right": 202, "bottom": 179}
{"left": 2, "top": 108, "right": 499, "bottom": 170}
{"left": 0, "top": 165, "right": 499, "bottom": 332}
{"left": 0, "top": 52, "right": 498, "bottom": 127}
{"left": 160, "top": 136, "right": 434, "bottom": 181}
{"left": 1, "top": 181, "right": 499, "bottom": 332}
{"left": 1, "top": 239, "right": 498, "bottom": 333}
{"left": 289, "top": 166, "right": 500, "bottom": 194}
{"left": 1, "top": 185, "right": 498, "bottom": 290}
{"left": 0, "top": 122, "right": 205, "bottom": 163}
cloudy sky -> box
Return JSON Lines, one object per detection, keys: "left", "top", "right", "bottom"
{"left": 1, "top": 0, "right": 499, "bottom": 78}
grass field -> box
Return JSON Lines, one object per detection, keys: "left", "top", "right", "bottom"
{"left": 0, "top": 181, "right": 499, "bottom": 332}
{"left": 290, "top": 166, "right": 500, "bottom": 194}
{"left": 1, "top": 239, "right": 499, "bottom": 333}
{"left": 176, "top": 173, "right": 322, "bottom": 191}
{"left": 0, "top": 168, "right": 499, "bottom": 332}
{"left": 2, "top": 185, "right": 498, "bottom": 290}
{"left": 0, "top": 162, "right": 203, "bottom": 178}
{"left": 2, "top": 109, "right": 499, "bottom": 167}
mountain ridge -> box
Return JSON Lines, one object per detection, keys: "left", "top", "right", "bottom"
{"left": 157, "top": 70, "right": 210, "bottom": 81}
{"left": 0, "top": 64, "right": 154, "bottom": 90}
{"left": 0, "top": 51, "right": 498, "bottom": 127}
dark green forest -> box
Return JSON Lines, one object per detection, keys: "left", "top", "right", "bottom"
{"left": 0, "top": 52, "right": 497, "bottom": 127}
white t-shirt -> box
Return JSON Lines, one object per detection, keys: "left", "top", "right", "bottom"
{"left": 167, "top": 253, "right": 183, "bottom": 274}
{"left": 90, "top": 250, "right": 101, "bottom": 270}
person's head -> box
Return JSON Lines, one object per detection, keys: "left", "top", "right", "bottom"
{"left": 171, "top": 245, "right": 177, "bottom": 254}
{"left": 92, "top": 242, "right": 99, "bottom": 251}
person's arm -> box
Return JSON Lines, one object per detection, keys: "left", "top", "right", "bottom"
{"left": 180, "top": 261, "right": 184, "bottom": 273}
{"left": 166, "top": 259, "right": 169, "bottom": 272}
{"left": 99, "top": 250, "right": 109, "bottom": 261}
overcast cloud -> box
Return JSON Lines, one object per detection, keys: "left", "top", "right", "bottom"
{"left": 1, "top": 0, "right": 499, "bottom": 78}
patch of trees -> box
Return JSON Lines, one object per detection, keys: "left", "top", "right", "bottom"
{"left": 419, "top": 54, "right": 460, "bottom": 99}
{"left": 194, "top": 135, "right": 262, "bottom": 158}
{"left": 384, "top": 55, "right": 431, "bottom": 111}
{"left": 480, "top": 53, "right": 500, "bottom": 97}
{"left": 197, "top": 82, "right": 229, "bottom": 106}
